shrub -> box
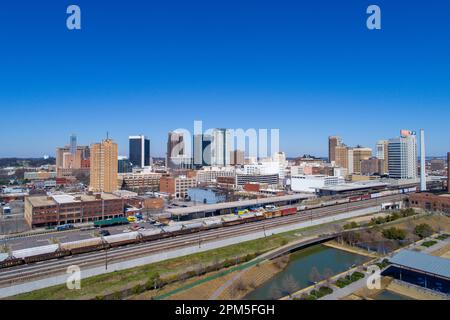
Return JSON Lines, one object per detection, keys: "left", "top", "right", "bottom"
{"left": 382, "top": 227, "right": 406, "bottom": 240}
{"left": 436, "top": 234, "right": 450, "bottom": 241}
{"left": 376, "top": 259, "right": 390, "bottom": 269}
{"left": 414, "top": 224, "right": 434, "bottom": 239}
{"left": 344, "top": 222, "right": 359, "bottom": 230}
{"left": 422, "top": 241, "right": 438, "bottom": 248}
{"left": 318, "top": 286, "right": 333, "bottom": 296}
{"left": 350, "top": 272, "right": 365, "bottom": 282}
{"left": 132, "top": 284, "right": 144, "bottom": 295}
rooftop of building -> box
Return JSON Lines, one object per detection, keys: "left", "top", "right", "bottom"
{"left": 317, "top": 181, "right": 389, "bottom": 192}
{"left": 389, "top": 250, "right": 450, "bottom": 280}
{"left": 166, "top": 193, "right": 314, "bottom": 216}
{"left": 27, "top": 192, "right": 122, "bottom": 207}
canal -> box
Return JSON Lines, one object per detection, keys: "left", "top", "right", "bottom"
{"left": 245, "top": 244, "right": 370, "bottom": 300}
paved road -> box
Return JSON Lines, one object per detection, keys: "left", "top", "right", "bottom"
{"left": 320, "top": 276, "right": 369, "bottom": 300}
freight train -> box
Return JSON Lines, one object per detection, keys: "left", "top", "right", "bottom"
{"left": 0, "top": 187, "right": 416, "bottom": 269}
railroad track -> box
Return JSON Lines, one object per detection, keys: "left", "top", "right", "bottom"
{"left": 0, "top": 195, "right": 403, "bottom": 286}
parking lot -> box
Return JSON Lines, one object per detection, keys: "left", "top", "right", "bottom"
{"left": 0, "top": 201, "right": 29, "bottom": 235}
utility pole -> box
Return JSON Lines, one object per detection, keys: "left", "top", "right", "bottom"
{"left": 105, "top": 246, "right": 108, "bottom": 270}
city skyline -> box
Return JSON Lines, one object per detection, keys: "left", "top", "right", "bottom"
{"left": 1, "top": 127, "right": 448, "bottom": 160}
{"left": 1, "top": 1, "right": 449, "bottom": 157}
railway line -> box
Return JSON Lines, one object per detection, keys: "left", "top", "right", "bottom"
{"left": 0, "top": 194, "right": 404, "bottom": 288}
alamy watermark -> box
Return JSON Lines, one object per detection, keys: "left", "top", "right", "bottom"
{"left": 66, "top": 265, "right": 81, "bottom": 290}
{"left": 168, "top": 120, "right": 280, "bottom": 167}
{"left": 366, "top": 265, "right": 382, "bottom": 290}
{"left": 65, "top": 5, "right": 381, "bottom": 31}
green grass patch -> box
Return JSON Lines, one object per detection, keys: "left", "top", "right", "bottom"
{"left": 422, "top": 241, "right": 438, "bottom": 248}
{"left": 334, "top": 272, "right": 365, "bottom": 289}
{"left": 436, "top": 234, "right": 449, "bottom": 241}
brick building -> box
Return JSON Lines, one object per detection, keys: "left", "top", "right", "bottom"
{"left": 24, "top": 192, "right": 125, "bottom": 228}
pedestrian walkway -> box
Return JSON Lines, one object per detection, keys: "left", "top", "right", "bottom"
{"left": 320, "top": 276, "right": 369, "bottom": 300}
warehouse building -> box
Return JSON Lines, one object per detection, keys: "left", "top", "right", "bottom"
{"left": 24, "top": 192, "right": 125, "bottom": 228}
{"left": 166, "top": 193, "right": 313, "bottom": 221}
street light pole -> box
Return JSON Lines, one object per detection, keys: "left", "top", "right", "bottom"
{"left": 105, "top": 246, "right": 108, "bottom": 270}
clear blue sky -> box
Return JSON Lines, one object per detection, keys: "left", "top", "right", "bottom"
{"left": 0, "top": 0, "right": 449, "bottom": 157}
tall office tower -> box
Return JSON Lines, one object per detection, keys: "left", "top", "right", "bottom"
{"left": 193, "top": 134, "right": 212, "bottom": 168}
{"left": 352, "top": 147, "right": 373, "bottom": 174}
{"left": 211, "top": 129, "right": 229, "bottom": 167}
{"left": 347, "top": 148, "right": 354, "bottom": 174}
{"left": 272, "top": 151, "right": 288, "bottom": 180}
{"left": 230, "top": 150, "right": 245, "bottom": 166}
{"left": 376, "top": 140, "right": 389, "bottom": 174}
{"left": 388, "top": 130, "right": 418, "bottom": 180}
{"left": 328, "top": 136, "right": 343, "bottom": 163}
{"left": 129, "top": 135, "right": 150, "bottom": 168}
{"left": 118, "top": 156, "right": 132, "bottom": 174}
{"left": 167, "top": 132, "right": 185, "bottom": 169}
{"left": 90, "top": 139, "right": 118, "bottom": 193}
{"left": 447, "top": 152, "right": 450, "bottom": 193}
{"left": 70, "top": 134, "right": 77, "bottom": 156}
{"left": 335, "top": 145, "right": 349, "bottom": 170}
{"left": 420, "top": 130, "right": 427, "bottom": 192}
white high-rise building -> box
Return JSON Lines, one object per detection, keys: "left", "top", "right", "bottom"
{"left": 376, "top": 140, "right": 389, "bottom": 174}
{"left": 388, "top": 130, "right": 418, "bottom": 180}
{"left": 347, "top": 149, "right": 354, "bottom": 174}
{"left": 211, "top": 129, "right": 230, "bottom": 167}
{"left": 271, "top": 152, "right": 288, "bottom": 180}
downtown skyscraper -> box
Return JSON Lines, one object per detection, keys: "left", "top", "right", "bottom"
{"left": 129, "top": 135, "right": 150, "bottom": 168}
{"left": 90, "top": 138, "right": 119, "bottom": 193}
{"left": 388, "top": 130, "right": 418, "bottom": 180}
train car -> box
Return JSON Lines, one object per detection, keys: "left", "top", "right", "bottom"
{"left": 361, "top": 194, "right": 371, "bottom": 201}
{"left": 264, "top": 210, "right": 275, "bottom": 219}
{"left": 139, "top": 229, "right": 163, "bottom": 242}
{"left": 281, "top": 207, "right": 297, "bottom": 216}
{"left": 222, "top": 214, "right": 242, "bottom": 227}
{"left": 0, "top": 254, "right": 24, "bottom": 269}
{"left": 239, "top": 212, "right": 259, "bottom": 223}
{"left": 254, "top": 211, "right": 266, "bottom": 221}
{"left": 103, "top": 232, "right": 140, "bottom": 248}
{"left": 60, "top": 237, "right": 105, "bottom": 255}
{"left": 271, "top": 210, "right": 282, "bottom": 218}
{"left": 203, "top": 217, "right": 223, "bottom": 229}
{"left": 349, "top": 196, "right": 362, "bottom": 203}
{"left": 162, "top": 224, "right": 184, "bottom": 233}
{"left": 12, "top": 244, "right": 69, "bottom": 264}
{"left": 370, "top": 192, "right": 382, "bottom": 199}
{"left": 182, "top": 222, "right": 204, "bottom": 234}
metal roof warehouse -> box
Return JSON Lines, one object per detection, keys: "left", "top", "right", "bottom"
{"left": 166, "top": 194, "right": 314, "bottom": 220}
{"left": 389, "top": 250, "right": 450, "bottom": 280}
{"left": 316, "top": 181, "right": 389, "bottom": 196}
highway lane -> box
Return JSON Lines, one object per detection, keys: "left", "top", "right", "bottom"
{"left": 0, "top": 195, "right": 404, "bottom": 286}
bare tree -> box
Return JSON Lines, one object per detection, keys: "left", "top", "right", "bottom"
{"left": 309, "top": 267, "right": 322, "bottom": 284}
{"left": 323, "top": 268, "right": 335, "bottom": 286}
{"left": 280, "top": 275, "right": 299, "bottom": 297}
{"left": 234, "top": 279, "right": 247, "bottom": 292}
{"left": 273, "top": 255, "right": 289, "bottom": 269}
{"left": 268, "top": 284, "right": 282, "bottom": 300}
